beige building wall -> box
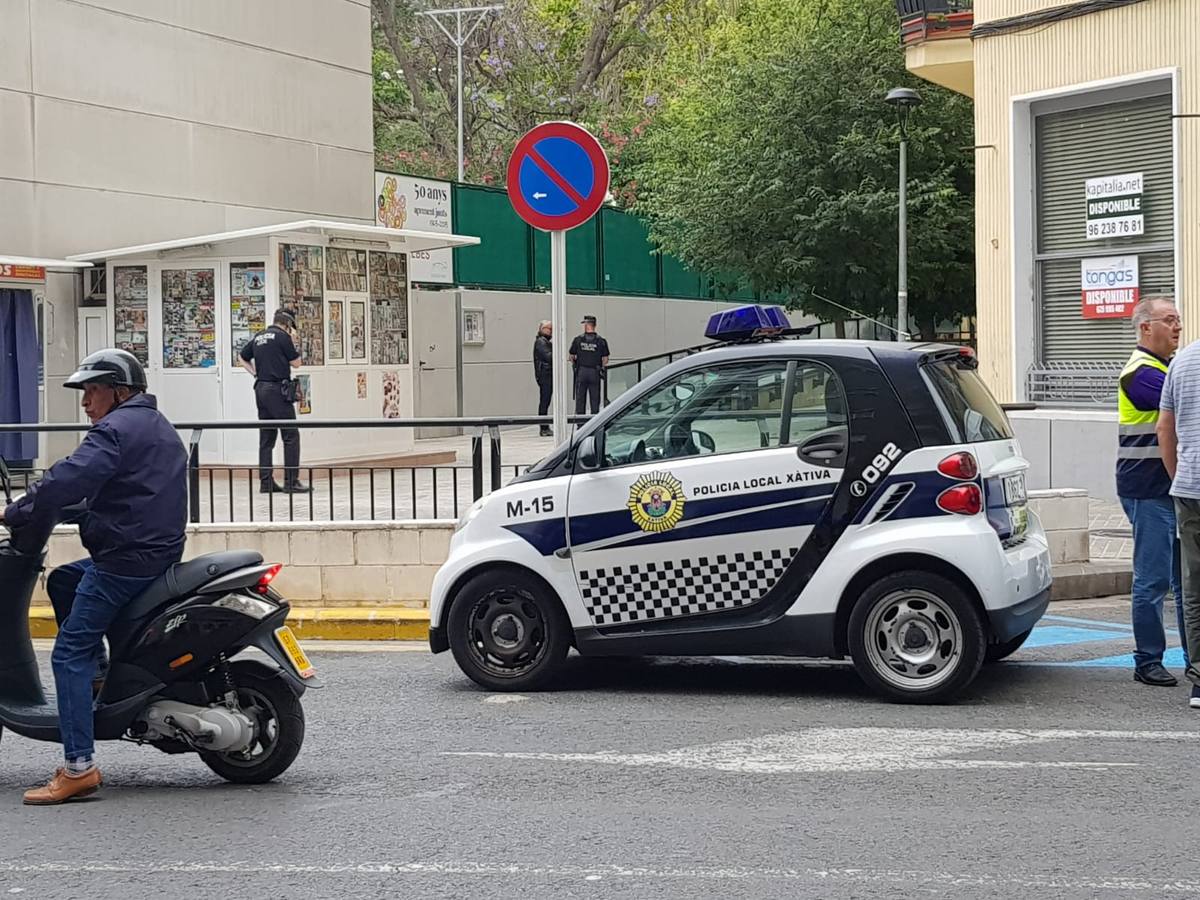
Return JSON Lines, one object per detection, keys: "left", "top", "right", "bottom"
{"left": 0, "top": 0, "right": 374, "bottom": 259}
{"left": 0, "top": 0, "right": 373, "bottom": 457}
{"left": 973, "top": 0, "right": 1200, "bottom": 401}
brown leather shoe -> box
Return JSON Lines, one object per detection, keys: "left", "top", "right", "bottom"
{"left": 23, "top": 767, "right": 102, "bottom": 806}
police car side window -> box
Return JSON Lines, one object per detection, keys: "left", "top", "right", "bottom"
{"left": 601, "top": 361, "right": 789, "bottom": 467}
{"left": 785, "top": 363, "right": 847, "bottom": 443}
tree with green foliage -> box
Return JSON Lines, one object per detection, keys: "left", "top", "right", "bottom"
{"left": 371, "top": 0, "right": 686, "bottom": 184}
{"left": 634, "top": 0, "right": 976, "bottom": 337}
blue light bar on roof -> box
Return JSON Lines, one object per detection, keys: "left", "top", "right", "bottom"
{"left": 704, "top": 304, "right": 791, "bottom": 341}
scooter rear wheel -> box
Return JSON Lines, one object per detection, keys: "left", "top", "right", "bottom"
{"left": 199, "top": 661, "right": 304, "bottom": 784}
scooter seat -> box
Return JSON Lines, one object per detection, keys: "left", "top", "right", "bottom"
{"left": 115, "top": 550, "right": 265, "bottom": 627}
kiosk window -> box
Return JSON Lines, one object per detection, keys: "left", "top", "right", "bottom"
{"left": 230, "top": 262, "right": 266, "bottom": 366}
{"left": 279, "top": 244, "right": 325, "bottom": 366}
{"left": 113, "top": 265, "right": 149, "bottom": 365}
{"left": 369, "top": 251, "right": 409, "bottom": 365}
{"left": 161, "top": 267, "right": 216, "bottom": 369}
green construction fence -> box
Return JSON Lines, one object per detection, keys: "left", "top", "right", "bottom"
{"left": 434, "top": 180, "right": 757, "bottom": 301}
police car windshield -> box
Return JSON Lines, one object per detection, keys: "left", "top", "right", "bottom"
{"left": 922, "top": 360, "right": 1013, "bottom": 444}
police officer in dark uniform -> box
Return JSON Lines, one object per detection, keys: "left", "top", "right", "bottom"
{"left": 532, "top": 320, "right": 553, "bottom": 436}
{"left": 239, "top": 309, "right": 309, "bottom": 493}
{"left": 569, "top": 315, "right": 609, "bottom": 415}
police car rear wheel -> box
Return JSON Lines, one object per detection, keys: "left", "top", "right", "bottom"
{"left": 448, "top": 570, "right": 570, "bottom": 691}
{"left": 848, "top": 571, "right": 985, "bottom": 704}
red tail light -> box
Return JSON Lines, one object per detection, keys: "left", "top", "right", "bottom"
{"left": 937, "top": 451, "right": 979, "bottom": 480}
{"left": 254, "top": 564, "right": 283, "bottom": 595}
{"left": 937, "top": 484, "right": 982, "bottom": 516}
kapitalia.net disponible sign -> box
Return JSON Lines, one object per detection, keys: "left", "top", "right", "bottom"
{"left": 1085, "top": 172, "right": 1144, "bottom": 240}
{"left": 1081, "top": 255, "right": 1139, "bottom": 319}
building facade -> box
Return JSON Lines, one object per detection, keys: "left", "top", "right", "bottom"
{"left": 900, "top": 0, "right": 1199, "bottom": 500}
{"left": 0, "top": 0, "right": 374, "bottom": 459}
{"left": 901, "top": 0, "right": 1199, "bottom": 406}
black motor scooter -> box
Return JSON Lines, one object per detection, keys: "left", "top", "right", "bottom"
{"left": 0, "top": 457, "right": 317, "bottom": 783}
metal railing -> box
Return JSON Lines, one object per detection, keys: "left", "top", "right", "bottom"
{"left": 1027, "top": 364, "right": 1121, "bottom": 406}
{"left": 0, "top": 417, "right": 587, "bottom": 526}
{"left": 896, "top": 0, "right": 974, "bottom": 44}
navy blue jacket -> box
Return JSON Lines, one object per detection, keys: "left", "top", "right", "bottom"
{"left": 4, "top": 393, "right": 187, "bottom": 576}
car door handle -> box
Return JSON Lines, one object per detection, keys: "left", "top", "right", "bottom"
{"left": 797, "top": 432, "right": 847, "bottom": 462}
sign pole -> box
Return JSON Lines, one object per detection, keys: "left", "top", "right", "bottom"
{"left": 550, "top": 229, "right": 568, "bottom": 439}
{"left": 505, "top": 120, "right": 610, "bottom": 440}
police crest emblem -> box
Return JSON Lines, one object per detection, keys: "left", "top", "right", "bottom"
{"left": 627, "top": 471, "right": 686, "bottom": 533}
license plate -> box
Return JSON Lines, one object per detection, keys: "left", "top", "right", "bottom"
{"left": 1003, "top": 473, "right": 1027, "bottom": 507}
{"left": 274, "top": 626, "right": 316, "bottom": 679}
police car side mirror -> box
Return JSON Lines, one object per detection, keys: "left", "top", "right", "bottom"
{"left": 576, "top": 435, "right": 600, "bottom": 471}
{"left": 672, "top": 383, "right": 695, "bottom": 402}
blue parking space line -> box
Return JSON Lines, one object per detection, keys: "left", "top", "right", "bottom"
{"left": 1055, "top": 647, "right": 1188, "bottom": 668}
{"left": 1022, "top": 625, "right": 1129, "bottom": 649}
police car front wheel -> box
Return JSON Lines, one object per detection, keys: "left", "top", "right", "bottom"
{"left": 447, "top": 570, "right": 571, "bottom": 692}
{"left": 848, "top": 571, "right": 985, "bottom": 704}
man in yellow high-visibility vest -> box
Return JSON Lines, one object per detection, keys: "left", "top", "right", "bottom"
{"left": 1118, "top": 295, "right": 1186, "bottom": 687}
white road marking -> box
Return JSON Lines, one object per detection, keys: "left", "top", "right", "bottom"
{"left": 483, "top": 694, "right": 528, "bottom": 704}
{"left": 445, "top": 728, "right": 1200, "bottom": 774}
{"left": 2, "top": 860, "right": 1199, "bottom": 892}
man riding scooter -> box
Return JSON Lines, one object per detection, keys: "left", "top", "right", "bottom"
{"left": 0, "top": 348, "right": 186, "bottom": 805}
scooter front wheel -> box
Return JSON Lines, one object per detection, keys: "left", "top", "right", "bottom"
{"left": 199, "top": 661, "right": 304, "bottom": 784}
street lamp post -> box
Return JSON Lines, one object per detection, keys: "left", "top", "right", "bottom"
{"left": 416, "top": 4, "right": 503, "bottom": 183}
{"left": 885, "top": 86, "right": 922, "bottom": 341}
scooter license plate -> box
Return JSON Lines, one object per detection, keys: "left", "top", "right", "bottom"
{"left": 274, "top": 626, "right": 316, "bottom": 680}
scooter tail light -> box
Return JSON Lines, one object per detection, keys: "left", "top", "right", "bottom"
{"left": 937, "top": 484, "right": 982, "bottom": 516}
{"left": 254, "top": 563, "right": 283, "bottom": 595}
{"left": 937, "top": 451, "right": 979, "bottom": 480}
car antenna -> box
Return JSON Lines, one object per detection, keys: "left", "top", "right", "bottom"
{"left": 809, "top": 289, "right": 912, "bottom": 341}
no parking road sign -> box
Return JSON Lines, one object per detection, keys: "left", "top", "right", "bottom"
{"left": 506, "top": 121, "right": 610, "bottom": 440}
{"left": 506, "top": 122, "right": 610, "bottom": 232}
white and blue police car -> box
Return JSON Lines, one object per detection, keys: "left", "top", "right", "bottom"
{"left": 429, "top": 305, "right": 1052, "bottom": 703}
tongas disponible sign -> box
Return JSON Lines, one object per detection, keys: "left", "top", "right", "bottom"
{"left": 1081, "top": 255, "right": 1139, "bottom": 319}
{"left": 1085, "top": 172, "right": 1144, "bottom": 240}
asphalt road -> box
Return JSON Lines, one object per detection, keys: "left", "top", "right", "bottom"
{"left": 2, "top": 597, "right": 1198, "bottom": 900}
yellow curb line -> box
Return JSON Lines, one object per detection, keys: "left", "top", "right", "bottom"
{"left": 29, "top": 606, "right": 431, "bottom": 642}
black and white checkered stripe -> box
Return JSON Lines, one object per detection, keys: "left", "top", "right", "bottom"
{"left": 579, "top": 546, "right": 799, "bottom": 626}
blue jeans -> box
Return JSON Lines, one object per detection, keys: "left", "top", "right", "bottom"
{"left": 1121, "top": 497, "right": 1189, "bottom": 671}
{"left": 50, "top": 559, "right": 159, "bottom": 763}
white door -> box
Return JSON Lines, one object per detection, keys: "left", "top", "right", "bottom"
{"left": 153, "top": 262, "right": 224, "bottom": 461}
{"left": 76, "top": 308, "right": 109, "bottom": 424}
{"left": 567, "top": 358, "right": 847, "bottom": 628}
{"left": 223, "top": 260, "right": 268, "bottom": 466}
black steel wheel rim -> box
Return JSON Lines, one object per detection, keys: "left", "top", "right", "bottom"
{"left": 466, "top": 587, "right": 548, "bottom": 678}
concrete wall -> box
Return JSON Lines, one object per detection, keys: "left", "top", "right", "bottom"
{"left": 1011, "top": 409, "right": 1117, "bottom": 502}
{"left": 412, "top": 288, "right": 823, "bottom": 418}
{"left": 0, "top": 0, "right": 374, "bottom": 258}
{"left": 2, "top": 0, "right": 374, "bottom": 460}
{"left": 39, "top": 521, "right": 453, "bottom": 609}
{"left": 1028, "top": 488, "right": 1089, "bottom": 565}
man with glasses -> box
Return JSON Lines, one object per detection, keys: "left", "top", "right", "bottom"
{"left": 1118, "top": 296, "right": 1186, "bottom": 688}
